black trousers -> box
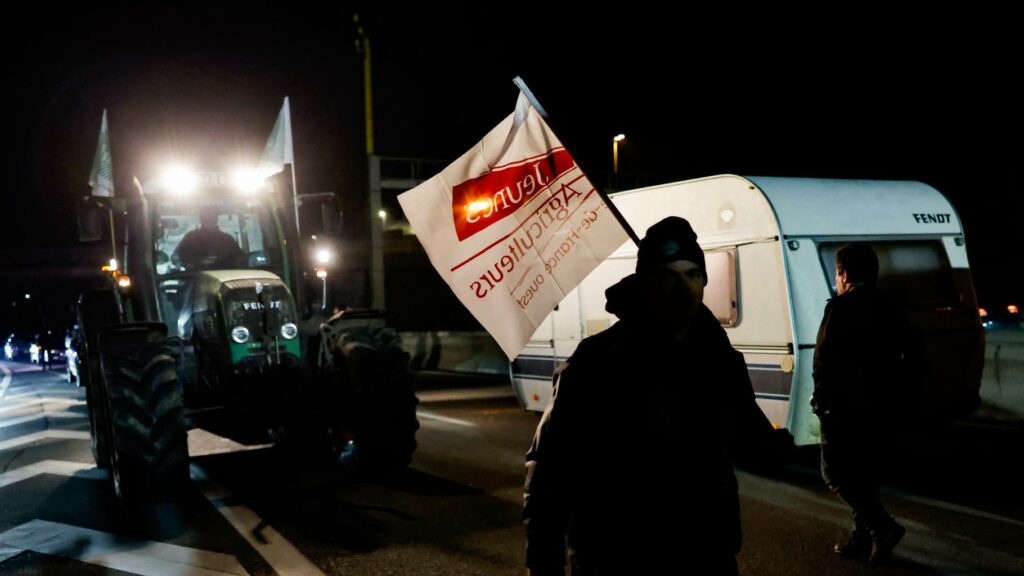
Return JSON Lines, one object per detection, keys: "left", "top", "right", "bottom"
{"left": 819, "top": 416, "right": 895, "bottom": 537}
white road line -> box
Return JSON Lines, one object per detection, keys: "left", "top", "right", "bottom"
{"left": 786, "top": 463, "right": 1024, "bottom": 529}
{"left": 0, "top": 398, "right": 86, "bottom": 416}
{"left": 0, "top": 519, "right": 249, "bottom": 576}
{"left": 0, "top": 545, "right": 21, "bottom": 563}
{"left": 0, "top": 364, "right": 11, "bottom": 402}
{"left": 417, "top": 410, "right": 475, "bottom": 427}
{"left": 0, "top": 459, "right": 99, "bottom": 490}
{"left": 0, "top": 429, "right": 92, "bottom": 452}
{"left": 186, "top": 429, "right": 274, "bottom": 458}
{"left": 190, "top": 464, "right": 326, "bottom": 576}
{"left": 0, "top": 411, "right": 86, "bottom": 430}
{"left": 4, "top": 388, "right": 83, "bottom": 400}
{"left": 887, "top": 488, "right": 1024, "bottom": 529}
{"left": 417, "top": 386, "right": 514, "bottom": 403}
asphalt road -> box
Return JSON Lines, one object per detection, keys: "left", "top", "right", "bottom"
{"left": 1, "top": 361, "right": 1022, "bottom": 575}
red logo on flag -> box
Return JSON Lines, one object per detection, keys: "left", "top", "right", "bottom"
{"left": 451, "top": 148, "right": 575, "bottom": 241}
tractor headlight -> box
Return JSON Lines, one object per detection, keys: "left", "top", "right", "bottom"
{"left": 280, "top": 322, "right": 298, "bottom": 340}
{"left": 160, "top": 165, "right": 199, "bottom": 196}
{"left": 231, "top": 167, "right": 266, "bottom": 194}
{"left": 230, "top": 326, "right": 251, "bottom": 344}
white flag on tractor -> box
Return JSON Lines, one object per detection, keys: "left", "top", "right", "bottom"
{"left": 88, "top": 109, "right": 114, "bottom": 197}
{"left": 398, "top": 91, "right": 631, "bottom": 358}
{"left": 262, "top": 96, "right": 294, "bottom": 175}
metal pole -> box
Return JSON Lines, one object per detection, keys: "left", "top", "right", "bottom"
{"left": 290, "top": 163, "right": 300, "bottom": 236}
{"left": 355, "top": 14, "right": 374, "bottom": 156}
{"left": 368, "top": 156, "right": 385, "bottom": 309}
{"left": 108, "top": 207, "right": 116, "bottom": 266}
{"left": 321, "top": 276, "right": 327, "bottom": 311}
{"left": 512, "top": 77, "right": 640, "bottom": 247}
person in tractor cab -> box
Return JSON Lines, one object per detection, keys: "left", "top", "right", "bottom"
{"left": 173, "top": 205, "right": 246, "bottom": 270}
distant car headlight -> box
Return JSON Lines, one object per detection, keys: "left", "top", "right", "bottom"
{"left": 280, "top": 322, "right": 298, "bottom": 340}
{"left": 230, "top": 326, "right": 251, "bottom": 344}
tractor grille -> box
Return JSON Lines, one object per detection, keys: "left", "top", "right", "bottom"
{"left": 222, "top": 283, "right": 296, "bottom": 344}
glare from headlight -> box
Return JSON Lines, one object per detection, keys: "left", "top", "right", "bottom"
{"left": 231, "top": 167, "right": 265, "bottom": 194}
{"left": 230, "top": 326, "right": 251, "bottom": 344}
{"left": 161, "top": 165, "right": 199, "bottom": 195}
{"left": 280, "top": 322, "right": 298, "bottom": 340}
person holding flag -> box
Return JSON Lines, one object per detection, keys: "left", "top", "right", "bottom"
{"left": 398, "top": 81, "right": 788, "bottom": 573}
{"left": 523, "top": 217, "right": 789, "bottom": 576}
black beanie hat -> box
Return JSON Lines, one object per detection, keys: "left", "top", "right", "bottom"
{"left": 636, "top": 216, "right": 705, "bottom": 273}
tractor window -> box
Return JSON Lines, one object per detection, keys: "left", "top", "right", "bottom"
{"left": 154, "top": 198, "right": 279, "bottom": 275}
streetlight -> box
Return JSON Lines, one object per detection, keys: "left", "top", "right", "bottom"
{"left": 613, "top": 134, "right": 626, "bottom": 175}
{"left": 378, "top": 209, "right": 387, "bottom": 229}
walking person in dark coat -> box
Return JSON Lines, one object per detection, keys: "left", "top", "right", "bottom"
{"left": 524, "top": 217, "right": 786, "bottom": 576}
{"left": 812, "top": 243, "right": 906, "bottom": 567}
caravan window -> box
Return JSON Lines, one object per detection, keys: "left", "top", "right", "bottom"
{"left": 704, "top": 249, "right": 739, "bottom": 326}
{"left": 818, "top": 241, "right": 959, "bottom": 308}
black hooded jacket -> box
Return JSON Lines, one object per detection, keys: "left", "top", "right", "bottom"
{"left": 812, "top": 284, "right": 909, "bottom": 422}
{"left": 524, "top": 274, "right": 778, "bottom": 574}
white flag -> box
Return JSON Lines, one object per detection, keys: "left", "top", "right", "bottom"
{"left": 262, "top": 96, "right": 294, "bottom": 175}
{"left": 88, "top": 110, "right": 114, "bottom": 197}
{"left": 398, "top": 92, "right": 630, "bottom": 358}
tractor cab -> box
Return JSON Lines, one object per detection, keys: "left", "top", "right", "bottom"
{"left": 139, "top": 170, "right": 303, "bottom": 374}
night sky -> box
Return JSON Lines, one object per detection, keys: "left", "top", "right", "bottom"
{"left": 3, "top": 6, "right": 1021, "bottom": 315}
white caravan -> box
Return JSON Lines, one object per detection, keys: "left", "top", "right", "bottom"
{"left": 510, "top": 175, "right": 985, "bottom": 446}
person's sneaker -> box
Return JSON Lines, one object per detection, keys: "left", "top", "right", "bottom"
{"left": 833, "top": 531, "right": 872, "bottom": 557}
{"left": 870, "top": 523, "right": 906, "bottom": 568}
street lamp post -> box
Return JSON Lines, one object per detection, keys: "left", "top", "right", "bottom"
{"left": 613, "top": 134, "right": 626, "bottom": 175}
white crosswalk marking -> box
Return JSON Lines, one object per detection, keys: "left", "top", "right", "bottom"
{"left": 3, "top": 388, "right": 82, "bottom": 400}
{"left": 0, "top": 411, "right": 85, "bottom": 430}
{"left": 0, "top": 429, "right": 91, "bottom": 452}
{"left": 0, "top": 459, "right": 101, "bottom": 490}
{"left": 0, "top": 545, "right": 20, "bottom": 563}
{"left": 0, "top": 364, "right": 11, "bottom": 401}
{"left": 0, "top": 519, "right": 250, "bottom": 576}
{"left": 0, "top": 397, "right": 86, "bottom": 416}
{"left": 191, "top": 464, "right": 326, "bottom": 576}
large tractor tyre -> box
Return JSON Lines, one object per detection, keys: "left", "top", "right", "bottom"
{"left": 330, "top": 324, "right": 420, "bottom": 476}
{"left": 85, "top": 365, "right": 112, "bottom": 468}
{"left": 100, "top": 325, "right": 190, "bottom": 504}
{"left": 78, "top": 289, "right": 119, "bottom": 469}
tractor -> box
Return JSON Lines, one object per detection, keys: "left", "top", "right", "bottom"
{"left": 75, "top": 168, "right": 418, "bottom": 504}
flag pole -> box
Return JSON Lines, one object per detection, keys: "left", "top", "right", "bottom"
{"left": 291, "top": 163, "right": 300, "bottom": 236}
{"left": 512, "top": 76, "right": 640, "bottom": 247}
{"left": 282, "top": 96, "right": 301, "bottom": 236}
